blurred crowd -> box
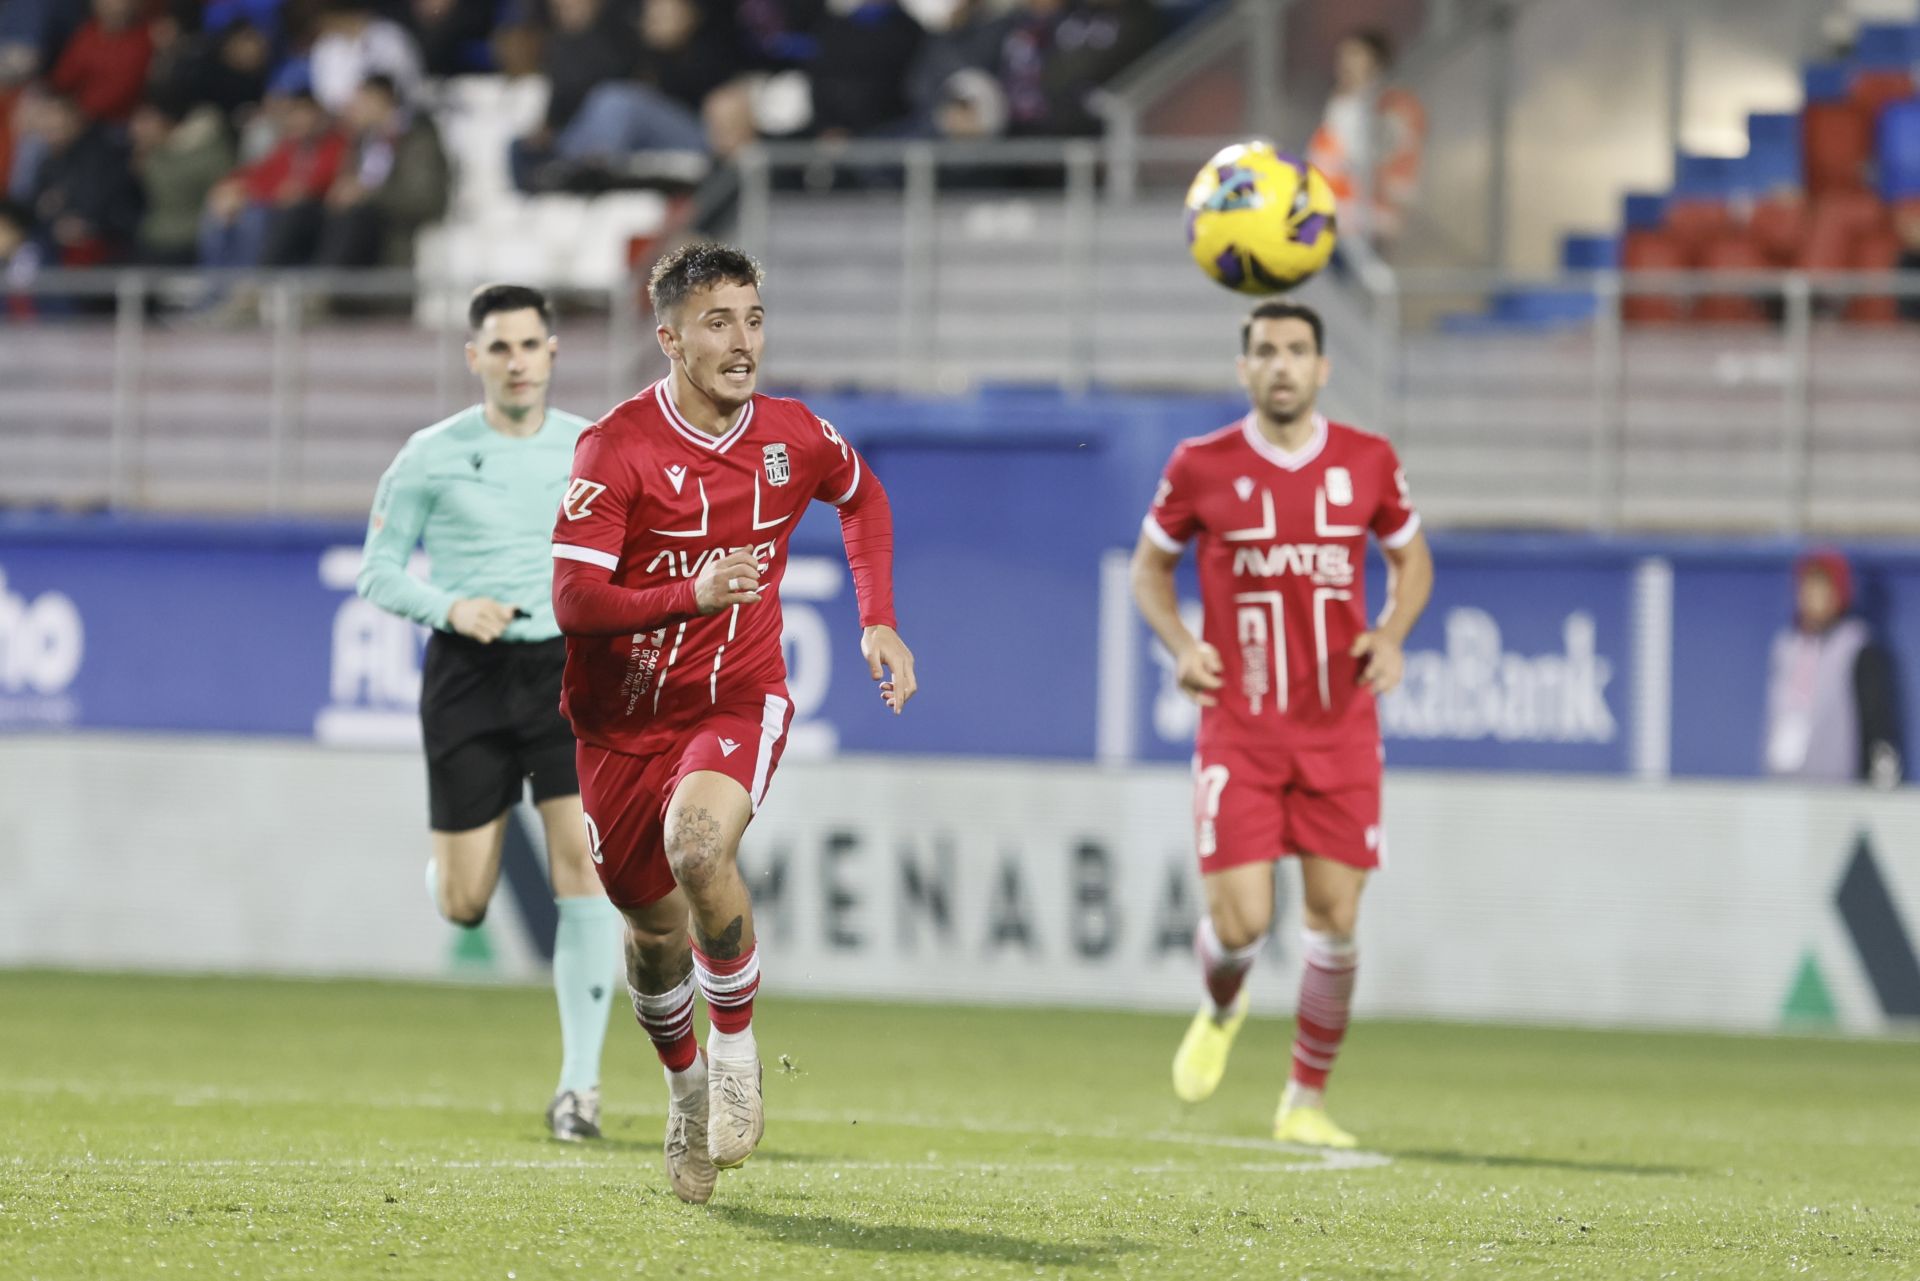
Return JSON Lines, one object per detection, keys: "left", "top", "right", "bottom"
{"left": 0, "top": 0, "right": 1169, "bottom": 283}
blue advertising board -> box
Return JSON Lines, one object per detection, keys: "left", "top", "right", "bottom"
{"left": 3, "top": 390, "right": 1916, "bottom": 780}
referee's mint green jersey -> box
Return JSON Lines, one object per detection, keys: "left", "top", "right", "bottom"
{"left": 357, "top": 405, "right": 591, "bottom": 643}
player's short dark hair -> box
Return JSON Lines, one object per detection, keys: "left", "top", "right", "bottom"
{"left": 648, "top": 241, "right": 764, "bottom": 323}
{"left": 1351, "top": 26, "right": 1394, "bottom": 70}
{"left": 467, "top": 283, "right": 553, "bottom": 334}
{"left": 1242, "top": 300, "right": 1324, "bottom": 354}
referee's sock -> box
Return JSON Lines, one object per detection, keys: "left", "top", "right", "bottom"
{"left": 554, "top": 896, "right": 623, "bottom": 1093}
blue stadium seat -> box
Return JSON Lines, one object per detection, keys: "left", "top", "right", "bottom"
{"left": 1878, "top": 97, "right": 1920, "bottom": 198}
{"left": 1746, "top": 112, "right": 1803, "bottom": 190}
{"left": 1851, "top": 22, "right": 1920, "bottom": 70}
{"left": 1804, "top": 63, "right": 1851, "bottom": 104}
{"left": 1560, "top": 233, "right": 1620, "bottom": 271}
{"left": 1622, "top": 192, "right": 1666, "bottom": 231}
{"left": 1672, "top": 153, "right": 1739, "bottom": 201}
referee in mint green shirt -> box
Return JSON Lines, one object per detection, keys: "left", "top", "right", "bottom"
{"left": 357, "top": 284, "right": 621, "bottom": 1143}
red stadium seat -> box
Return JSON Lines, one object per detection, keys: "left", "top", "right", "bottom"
{"left": 1695, "top": 235, "right": 1770, "bottom": 323}
{"left": 1662, "top": 198, "right": 1731, "bottom": 261}
{"left": 1803, "top": 101, "right": 1873, "bottom": 194}
{"left": 1850, "top": 69, "right": 1916, "bottom": 121}
{"left": 1622, "top": 229, "right": 1689, "bottom": 323}
{"left": 1800, "top": 189, "right": 1891, "bottom": 270}
{"left": 1749, "top": 193, "right": 1811, "bottom": 266}
{"left": 1844, "top": 229, "right": 1904, "bottom": 323}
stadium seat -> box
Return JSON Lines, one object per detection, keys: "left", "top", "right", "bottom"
{"left": 1749, "top": 193, "right": 1811, "bottom": 266}
{"left": 1695, "top": 236, "right": 1770, "bottom": 324}
{"left": 1843, "top": 229, "right": 1904, "bottom": 323}
{"left": 1878, "top": 98, "right": 1920, "bottom": 199}
{"left": 1803, "top": 101, "right": 1874, "bottom": 195}
{"left": 1800, "top": 188, "right": 1890, "bottom": 270}
{"left": 1746, "top": 112, "right": 1803, "bottom": 195}
{"left": 1803, "top": 63, "right": 1850, "bottom": 105}
{"left": 1622, "top": 192, "right": 1666, "bottom": 232}
{"left": 1850, "top": 69, "right": 1916, "bottom": 121}
{"left": 1850, "top": 22, "right": 1920, "bottom": 70}
{"left": 1663, "top": 198, "right": 1732, "bottom": 261}
{"left": 1560, "top": 233, "right": 1620, "bottom": 271}
{"left": 1622, "top": 229, "right": 1689, "bottom": 323}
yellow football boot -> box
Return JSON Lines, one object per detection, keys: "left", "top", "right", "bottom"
{"left": 1273, "top": 1103, "right": 1357, "bottom": 1149}
{"left": 1171, "top": 992, "right": 1249, "bottom": 1103}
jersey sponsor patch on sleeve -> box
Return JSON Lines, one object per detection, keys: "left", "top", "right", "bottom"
{"left": 563, "top": 478, "right": 607, "bottom": 520}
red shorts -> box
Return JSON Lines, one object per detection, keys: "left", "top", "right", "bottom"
{"left": 576, "top": 695, "right": 793, "bottom": 909}
{"left": 1192, "top": 737, "right": 1384, "bottom": 874}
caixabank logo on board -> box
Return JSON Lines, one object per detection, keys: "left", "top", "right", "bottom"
{"left": 0, "top": 564, "right": 84, "bottom": 727}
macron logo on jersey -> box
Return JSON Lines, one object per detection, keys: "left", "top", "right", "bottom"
{"left": 563, "top": 478, "right": 606, "bottom": 520}
{"left": 665, "top": 465, "right": 687, "bottom": 494}
{"left": 718, "top": 737, "right": 741, "bottom": 756}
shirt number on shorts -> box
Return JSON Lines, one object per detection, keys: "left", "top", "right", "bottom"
{"left": 582, "top": 812, "right": 604, "bottom": 865}
{"left": 1195, "top": 764, "right": 1230, "bottom": 859}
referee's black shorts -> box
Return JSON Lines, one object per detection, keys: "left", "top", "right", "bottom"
{"left": 419, "top": 632, "right": 579, "bottom": 832}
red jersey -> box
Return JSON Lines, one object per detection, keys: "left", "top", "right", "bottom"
{"left": 1143, "top": 413, "right": 1419, "bottom": 751}
{"left": 552, "top": 381, "right": 869, "bottom": 752}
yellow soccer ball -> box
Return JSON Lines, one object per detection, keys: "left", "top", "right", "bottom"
{"left": 1183, "top": 141, "right": 1338, "bottom": 294}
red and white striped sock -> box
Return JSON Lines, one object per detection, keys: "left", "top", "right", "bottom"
{"left": 1288, "top": 929, "right": 1358, "bottom": 1104}
{"left": 630, "top": 972, "right": 699, "bottom": 1073}
{"left": 693, "top": 940, "right": 761, "bottom": 1057}
{"left": 1196, "top": 916, "right": 1263, "bottom": 1019}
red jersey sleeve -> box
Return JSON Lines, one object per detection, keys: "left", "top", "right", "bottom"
{"left": 551, "top": 424, "right": 632, "bottom": 572}
{"left": 809, "top": 414, "right": 863, "bottom": 506}
{"left": 1142, "top": 443, "right": 1201, "bottom": 552}
{"left": 1370, "top": 440, "right": 1421, "bottom": 549}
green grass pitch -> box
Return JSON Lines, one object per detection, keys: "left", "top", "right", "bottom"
{"left": 2, "top": 971, "right": 1915, "bottom": 1280}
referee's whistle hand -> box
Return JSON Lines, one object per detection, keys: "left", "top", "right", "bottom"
{"left": 694, "top": 549, "right": 764, "bottom": 615}
{"left": 449, "top": 597, "right": 519, "bottom": 643}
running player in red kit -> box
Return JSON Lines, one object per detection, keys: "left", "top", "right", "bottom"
{"left": 1132, "top": 300, "right": 1433, "bottom": 1148}
{"left": 550, "top": 243, "right": 916, "bottom": 1203}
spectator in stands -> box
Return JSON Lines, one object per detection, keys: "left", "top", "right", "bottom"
{"left": 1765, "top": 549, "right": 1905, "bottom": 789}
{"left": 989, "top": 0, "right": 1159, "bottom": 138}
{"left": 0, "top": 197, "right": 44, "bottom": 295}
{"left": 1307, "top": 27, "right": 1425, "bottom": 257}
{"left": 0, "top": 0, "right": 88, "bottom": 87}
{"left": 308, "top": 72, "right": 446, "bottom": 269}
{"left": 309, "top": 0, "right": 423, "bottom": 113}
{"left": 130, "top": 94, "right": 234, "bottom": 265}
{"left": 148, "top": 17, "right": 272, "bottom": 120}
{"left": 409, "top": 0, "right": 497, "bottom": 76}
{"left": 511, "top": 0, "right": 737, "bottom": 192}
{"left": 23, "top": 90, "right": 140, "bottom": 264}
{"left": 734, "top": 0, "right": 826, "bottom": 69}
{"left": 806, "top": 1, "right": 924, "bottom": 138}
{"left": 197, "top": 86, "right": 344, "bottom": 273}
{"left": 48, "top": 0, "right": 154, "bottom": 124}
{"left": 898, "top": 0, "right": 1012, "bottom": 139}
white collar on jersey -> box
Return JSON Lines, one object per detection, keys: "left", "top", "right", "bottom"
{"left": 655, "top": 377, "right": 755, "bottom": 453}
{"left": 1240, "top": 412, "right": 1328, "bottom": 471}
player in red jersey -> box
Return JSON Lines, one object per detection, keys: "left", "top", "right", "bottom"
{"left": 1132, "top": 299, "right": 1433, "bottom": 1149}
{"left": 549, "top": 243, "right": 916, "bottom": 1202}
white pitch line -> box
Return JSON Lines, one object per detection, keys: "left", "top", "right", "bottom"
{"left": 1, "top": 1080, "right": 1392, "bottom": 1173}
{"left": 10, "top": 1155, "right": 1378, "bottom": 1176}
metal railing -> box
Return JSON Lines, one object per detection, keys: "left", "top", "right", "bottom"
{"left": 3, "top": 184, "right": 1918, "bottom": 534}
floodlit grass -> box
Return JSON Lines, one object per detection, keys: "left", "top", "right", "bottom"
{"left": 2, "top": 971, "right": 1915, "bottom": 1279}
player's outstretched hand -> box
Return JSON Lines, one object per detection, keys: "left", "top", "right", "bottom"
{"left": 861, "top": 625, "right": 917, "bottom": 714}
{"left": 1176, "top": 641, "right": 1225, "bottom": 706}
{"left": 693, "top": 549, "right": 764, "bottom": 615}
{"left": 448, "top": 597, "right": 518, "bottom": 643}
{"left": 1351, "top": 630, "right": 1405, "bottom": 695}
